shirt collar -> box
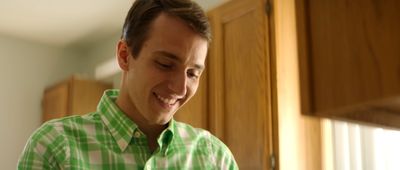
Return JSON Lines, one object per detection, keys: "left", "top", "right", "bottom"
{"left": 157, "top": 119, "right": 176, "bottom": 155}
{"left": 97, "top": 89, "right": 176, "bottom": 153}
{"left": 97, "top": 89, "right": 137, "bottom": 152}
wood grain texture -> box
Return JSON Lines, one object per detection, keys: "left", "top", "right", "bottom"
{"left": 208, "top": 0, "right": 273, "bottom": 169}
{"left": 297, "top": 0, "right": 400, "bottom": 127}
{"left": 275, "top": 0, "right": 323, "bottom": 169}
{"left": 42, "top": 82, "right": 69, "bottom": 122}
{"left": 42, "top": 76, "right": 111, "bottom": 122}
{"left": 208, "top": 8, "right": 226, "bottom": 140}
{"left": 70, "top": 77, "right": 111, "bottom": 115}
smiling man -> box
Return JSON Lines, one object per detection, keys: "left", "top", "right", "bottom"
{"left": 18, "top": 0, "right": 238, "bottom": 169}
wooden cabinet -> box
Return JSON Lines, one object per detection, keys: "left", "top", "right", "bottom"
{"left": 296, "top": 0, "right": 400, "bottom": 128}
{"left": 42, "top": 76, "right": 111, "bottom": 122}
{"left": 207, "top": 0, "right": 274, "bottom": 169}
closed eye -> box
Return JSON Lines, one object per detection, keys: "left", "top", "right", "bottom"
{"left": 156, "top": 61, "right": 173, "bottom": 69}
{"left": 187, "top": 71, "right": 200, "bottom": 79}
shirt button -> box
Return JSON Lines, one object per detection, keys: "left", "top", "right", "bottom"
{"left": 134, "top": 131, "right": 141, "bottom": 138}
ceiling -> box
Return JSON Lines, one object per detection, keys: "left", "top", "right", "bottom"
{"left": 0, "top": 0, "right": 227, "bottom": 47}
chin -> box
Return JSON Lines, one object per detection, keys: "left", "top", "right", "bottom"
{"left": 151, "top": 114, "right": 173, "bottom": 125}
{"left": 152, "top": 119, "right": 171, "bottom": 126}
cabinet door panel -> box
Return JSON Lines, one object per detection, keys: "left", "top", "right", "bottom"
{"left": 208, "top": 0, "right": 272, "bottom": 169}
{"left": 42, "top": 83, "right": 69, "bottom": 122}
{"left": 42, "top": 77, "right": 111, "bottom": 123}
{"left": 70, "top": 78, "right": 111, "bottom": 115}
{"left": 297, "top": 0, "right": 400, "bottom": 127}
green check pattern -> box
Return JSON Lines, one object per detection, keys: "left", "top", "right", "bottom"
{"left": 18, "top": 89, "right": 238, "bottom": 170}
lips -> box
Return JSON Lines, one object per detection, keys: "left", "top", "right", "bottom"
{"left": 154, "top": 93, "right": 179, "bottom": 108}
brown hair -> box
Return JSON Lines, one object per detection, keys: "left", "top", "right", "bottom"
{"left": 121, "top": 0, "right": 211, "bottom": 57}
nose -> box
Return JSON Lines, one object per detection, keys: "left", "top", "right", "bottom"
{"left": 168, "top": 72, "right": 187, "bottom": 97}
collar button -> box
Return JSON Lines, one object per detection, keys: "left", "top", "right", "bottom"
{"left": 134, "top": 131, "right": 141, "bottom": 138}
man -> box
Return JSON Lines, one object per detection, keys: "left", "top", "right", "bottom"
{"left": 18, "top": 0, "right": 238, "bottom": 169}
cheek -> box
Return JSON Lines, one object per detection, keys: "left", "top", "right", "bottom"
{"left": 187, "top": 80, "right": 200, "bottom": 98}
{"left": 147, "top": 69, "right": 168, "bottom": 87}
{"left": 139, "top": 64, "right": 163, "bottom": 84}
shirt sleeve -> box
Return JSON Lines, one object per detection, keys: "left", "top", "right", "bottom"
{"left": 17, "top": 122, "right": 66, "bottom": 170}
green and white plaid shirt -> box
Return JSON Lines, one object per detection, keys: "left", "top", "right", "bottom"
{"left": 18, "top": 89, "right": 238, "bottom": 170}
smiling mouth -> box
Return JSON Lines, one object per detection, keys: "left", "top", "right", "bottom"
{"left": 154, "top": 93, "right": 179, "bottom": 106}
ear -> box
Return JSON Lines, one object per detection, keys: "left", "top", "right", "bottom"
{"left": 116, "top": 40, "right": 131, "bottom": 71}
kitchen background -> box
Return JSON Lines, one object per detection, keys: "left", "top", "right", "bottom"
{"left": 1, "top": 0, "right": 400, "bottom": 170}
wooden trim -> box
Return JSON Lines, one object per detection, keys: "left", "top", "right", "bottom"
{"left": 315, "top": 96, "right": 400, "bottom": 130}
{"left": 267, "top": 0, "right": 280, "bottom": 169}
{"left": 295, "top": 0, "right": 313, "bottom": 116}
{"left": 274, "top": 0, "right": 323, "bottom": 169}
{"left": 207, "top": 9, "right": 225, "bottom": 140}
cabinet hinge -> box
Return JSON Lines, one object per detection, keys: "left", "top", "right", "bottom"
{"left": 265, "top": 1, "right": 272, "bottom": 16}
{"left": 270, "top": 154, "right": 276, "bottom": 170}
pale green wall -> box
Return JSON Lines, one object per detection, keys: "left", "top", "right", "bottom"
{"left": 0, "top": 35, "right": 83, "bottom": 170}
{"left": 0, "top": 31, "right": 123, "bottom": 169}
{"left": 76, "top": 31, "right": 121, "bottom": 78}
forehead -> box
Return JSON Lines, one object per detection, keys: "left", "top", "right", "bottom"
{"left": 144, "top": 13, "right": 208, "bottom": 65}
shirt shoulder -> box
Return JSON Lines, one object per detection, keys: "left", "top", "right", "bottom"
{"left": 27, "top": 113, "right": 95, "bottom": 147}
{"left": 18, "top": 112, "right": 100, "bottom": 169}
{"left": 173, "top": 121, "right": 227, "bottom": 149}
{"left": 38, "top": 112, "right": 101, "bottom": 140}
{"left": 173, "top": 121, "right": 239, "bottom": 170}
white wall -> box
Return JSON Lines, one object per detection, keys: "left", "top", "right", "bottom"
{"left": 80, "top": 32, "right": 122, "bottom": 87}
{"left": 78, "top": 33, "right": 120, "bottom": 77}
{"left": 0, "top": 35, "right": 82, "bottom": 170}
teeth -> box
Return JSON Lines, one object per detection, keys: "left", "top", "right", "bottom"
{"left": 156, "top": 94, "right": 177, "bottom": 105}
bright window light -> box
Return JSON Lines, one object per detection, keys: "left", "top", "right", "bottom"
{"left": 331, "top": 120, "right": 400, "bottom": 170}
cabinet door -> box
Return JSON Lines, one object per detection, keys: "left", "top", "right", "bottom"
{"left": 42, "top": 83, "right": 69, "bottom": 122}
{"left": 70, "top": 78, "right": 111, "bottom": 115}
{"left": 43, "top": 77, "right": 112, "bottom": 123}
{"left": 208, "top": 0, "right": 273, "bottom": 169}
{"left": 297, "top": 0, "right": 400, "bottom": 128}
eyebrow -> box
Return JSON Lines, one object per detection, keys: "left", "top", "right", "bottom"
{"left": 155, "top": 51, "right": 205, "bottom": 70}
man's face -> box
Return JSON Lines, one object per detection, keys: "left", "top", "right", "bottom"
{"left": 122, "top": 13, "right": 208, "bottom": 126}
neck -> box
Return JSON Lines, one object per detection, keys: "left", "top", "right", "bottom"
{"left": 115, "top": 89, "right": 168, "bottom": 152}
{"left": 141, "top": 124, "right": 167, "bottom": 152}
